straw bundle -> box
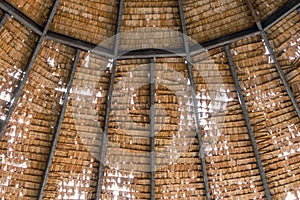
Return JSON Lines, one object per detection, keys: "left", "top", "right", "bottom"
{"left": 50, "top": 0, "right": 119, "bottom": 46}
{"left": 230, "top": 35, "right": 300, "bottom": 199}
{"left": 7, "top": 0, "right": 53, "bottom": 25}
{"left": 252, "top": 0, "right": 290, "bottom": 20}
{"left": 183, "top": 0, "right": 254, "bottom": 43}
{"left": 0, "top": 0, "right": 299, "bottom": 199}
{"left": 121, "top": 0, "right": 181, "bottom": 31}
{"left": 0, "top": 39, "right": 74, "bottom": 198}
{"left": 119, "top": 0, "right": 182, "bottom": 50}
{"left": 0, "top": 17, "right": 37, "bottom": 125}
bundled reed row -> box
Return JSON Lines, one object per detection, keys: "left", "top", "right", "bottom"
{"left": 101, "top": 59, "right": 151, "bottom": 199}
{"left": 192, "top": 47, "right": 265, "bottom": 199}
{"left": 252, "top": 0, "right": 290, "bottom": 20}
{"left": 119, "top": 0, "right": 183, "bottom": 50}
{"left": 183, "top": 0, "right": 254, "bottom": 44}
{"left": 0, "top": 17, "right": 37, "bottom": 120}
{"left": 268, "top": 10, "right": 300, "bottom": 108}
{"left": 0, "top": 39, "right": 74, "bottom": 199}
{"left": 121, "top": 0, "right": 181, "bottom": 31}
{"left": 50, "top": 0, "right": 119, "bottom": 47}
{"left": 7, "top": 0, "right": 53, "bottom": 25}
{"left": 230, "top": 35, "right": 300, "bottom": 199}
{"left": 43, "top": 52, "right": 111, "bottom": 199}
{"left": 154, "top": 57, "right": 206, "bottom": 199}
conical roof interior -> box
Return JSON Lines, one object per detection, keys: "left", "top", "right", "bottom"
{"left": 0, "top": 0, "right": 300, "bottom": 199}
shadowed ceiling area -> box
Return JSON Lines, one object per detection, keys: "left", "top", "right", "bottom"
{"left": 0, "top": 0, "right": 300, "bottom": 199}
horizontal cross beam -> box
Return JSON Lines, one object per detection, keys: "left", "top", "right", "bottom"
{"left": 0, "top": 0, "right": 298, "bottom": 59}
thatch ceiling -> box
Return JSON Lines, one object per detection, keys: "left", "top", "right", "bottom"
{"left": 0, "top": 0, "right": 299, "bottom": 199}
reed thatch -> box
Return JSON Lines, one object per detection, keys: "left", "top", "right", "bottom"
{"left": 0, "top": 0, "right": 299, "bottom": 199}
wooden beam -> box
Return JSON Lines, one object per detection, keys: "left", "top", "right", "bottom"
{"left": 47, "top": 31, "right": 113, "bottom": 58}
{"left": 0, "top": 0, "right": 61, "bottom": 139}
{"left": 178, "top": 0, "right": 211, "bottom": 199}
{"left": 262, "top": 0, "right": 300, "bottom": 30}
{"left": 225, "top": 45, "right": 272, "bottom": 200}
{"left": 0, "top": 11, "right": 9, "bottom": 29}
{"left": 150, "top": 58, "right": 155, "bottom": 200}
{"left": 245, "top": 0, "right": 300, "bottom": 122}
{"left": 37, "top": 49, "right": 80, "bottom": 200}
{"left": 94, "top": 0, "right": 124, "bottom": 199}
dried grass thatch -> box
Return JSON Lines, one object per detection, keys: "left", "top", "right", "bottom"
{"left": 0, "top": 0, "right": 299, "bottom": 199}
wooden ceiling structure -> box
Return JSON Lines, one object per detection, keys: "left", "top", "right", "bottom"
{"left": 0, "top": 0, "right": 299, "bottom": 199}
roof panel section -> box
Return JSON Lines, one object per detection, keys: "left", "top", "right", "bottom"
{"left": 6, "top": 0, "right": 53, "bottom": 25}
{"left": 50, "top": 0, "right": 119, "bottom": 48}
{"left": 268, "top": 11, "right": 300, "bottom": 111}
{"left": 43, "top": 52, "right": 111, "bottom": 199}
{"left": 231, "top": 35, "right": 300, "bottom": 199}
{"left": 192, "top": 47, "right": 265, "bottom": 199}
{"left": 119, "top": 0, "right": 183, "bottom": 51}
{"left": 183, "top": 0, "right": 254, "bottom": 44}
{"left": 101, "top": 59, "right": 151, "bottom": 199}
{"left": 0, "top": 17, "right": 37, "bottom": 120}
{"left": 252, "top": 0, "right": 290, "bottom": 20}
{"left": 154, "top": 57, "right": 206, "bottom": 199}
{"left": 0, "top": 39, "right": 75, "bottom": 199}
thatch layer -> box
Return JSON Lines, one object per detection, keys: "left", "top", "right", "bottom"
{"left": 231, "top": 35, "right": 300, "bottom": 198}
{"left": 7, "top": 0, "right": 53, "bottom": 25}
{"left": 0, "top": 39, "right": 74, "bottom": 199}
{"left": 101, "top": 59, "right": 150, "bottom": 199}
{"left": 0, "top": 0, "right": 299, "bottom": 199}
{"left": 119, "top": 0, "right": 183, "bottom": 50}
{"left": 43, "top": 52, "right": 110, "bottom": 199}
{"left": 154, "top": 57, "right": 206, "bottom": 199}
{"left": 183, "top": 0, "right": 254, "bottom": 44}
{"left": 192, "top": 48, "right": 265, "bottom": 199}
{"left": 269, "top": 10, "right": 300, "bottom": 109}
{"left": 252, "top": 0, "right": 290, "bottom": 20}
{"left": 121, "top": 0, "right": 181, "bottom": 31}
{"left": 0, "top": 17, "right": 37, "bottom": 125}
{"left": 50, "top": 0, "right": 119, "bottom": 47}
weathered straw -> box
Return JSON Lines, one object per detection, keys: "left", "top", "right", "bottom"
{"left": 0, "top": 0, "right": 299, "bottom": 199}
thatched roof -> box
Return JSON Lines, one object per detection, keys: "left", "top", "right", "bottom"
{"left": 0, "top": 0, "right": 299, "bottom": 199}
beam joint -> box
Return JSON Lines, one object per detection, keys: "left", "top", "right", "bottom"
{"left": 0, "top": 0, "right": 42, "bottom": 34}
{"left": 262, "top": 0, "right": 300, "bottom": 30}
{"left": 0, "top": 12, "right": 9, "bottom": 29}
{"left": 245, "top": 0, "right": 300, "bottom": 120}
{"left": 0, "top": 0, "right": 60, "bottom": 139}
{"left": 37, "top": 49, "right": 80, "bottom": 200}
{"left": 225, "top": 44, "right": 272, "bottom": 200}
{"left": 178, "top": 0, "right": 211, "bottom": 199}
